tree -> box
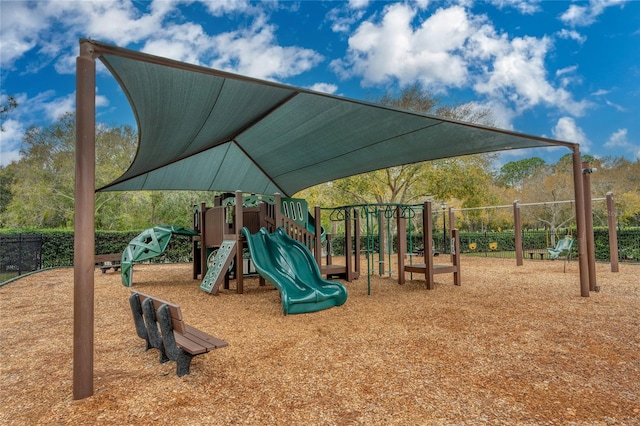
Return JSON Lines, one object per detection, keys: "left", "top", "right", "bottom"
{"left": 497, "top": 157, "right": 546, "bottom": 189}
{"left": 0, "top": 95, "right": 18, "bottom": 132}
{"left": 0, "top": 165, "right": 15, "bottom": 223}
{"left": 1, "top": 112, "right": 219, "bottom": 229}
{"left": 2, "top": 113, "right": 138, "bottom": 228}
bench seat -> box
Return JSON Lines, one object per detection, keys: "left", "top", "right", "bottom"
{"left": 129, "top": 291, "right": 228, "bottom": 376}
{"left": 95, "top": 253, "right": 122, "bottom": 273}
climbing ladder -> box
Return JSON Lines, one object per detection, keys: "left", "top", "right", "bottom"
{"left": 200, "top": 240, "right": 237, "bottom": 295}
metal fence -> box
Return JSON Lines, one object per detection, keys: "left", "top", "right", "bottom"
{"left": 0, "top": 234, "right": 43, "bottom": 281}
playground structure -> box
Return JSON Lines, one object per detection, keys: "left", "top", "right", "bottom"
{"left": 191, "top": 191, "right": 360, "bottom": 297}
{"left": 396, "top": 201, "right": 461, "bottom": 289}
{"left": 121, "top": 225, "right": 198, "bottom": 287}
{"left": 242, "top": 227, "right": 347, "bottom": 315}
{"left": 344, "top": 202, "right": 461, "bottom": 293}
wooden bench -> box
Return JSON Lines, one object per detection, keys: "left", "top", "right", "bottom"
{"left": 527, "top": 249, "right": 547, "bottom": 260}
{"left": 129, "top": 291, "right": 228, "bottom": 376}
{"left": 95, "top": 253, "right": 122, "bottom": 273}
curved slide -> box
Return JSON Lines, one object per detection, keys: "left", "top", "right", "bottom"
{"left": 241, "top": 227, "right": 347, "bottom": 315}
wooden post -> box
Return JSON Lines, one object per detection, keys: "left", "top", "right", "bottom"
{"left": 396, "top": 208, "right": 406, "bottom": 285}
{"left": 73, "top": 40, "right": 96, "bottom": 400}
{"left": 274, "top": 193, "right": 282, "bottom": 228}
{"left": 452, "top": 229, "right": 461, "bottom": 286}
{"left": 448, "top": 207, "right": 455, "bottom": 262}
{"left": 234, "top": 190, "right": 243, "bottom": 294}
{"left": 199, "top": 201, "right": 207, "bottom": 278}
{"left": 513, "top": 201, "right": 523, "bottom": 266}
{"left": 582, "top": 162, "right": 597, "bottom": 291}
{"left": 314, "top": 206, "right": 322, "bottom": 268}
{"left": 423, "top": 201, "right": 435, "bottom": 290}
{"left": 572, "top": 149, "right": 590, "bottom": 297}
{"left": 345, "top": 208, "right": 353, "bottom": 282}
{"left": 606, "top": 192, "right": 619, "bottom": 272}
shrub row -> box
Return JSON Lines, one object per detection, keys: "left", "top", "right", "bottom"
{"left": 0, "top": 229, "right": 194, "bottom": 268}
{"left": 2, "top": 226, "right": 638, "bottom": 270}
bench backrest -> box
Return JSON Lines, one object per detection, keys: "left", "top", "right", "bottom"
{"left": 132, "top": 291, "right": 186, "bottom": 334}
{"left": 95, "top": 253, "right": 121, "bottom": 263}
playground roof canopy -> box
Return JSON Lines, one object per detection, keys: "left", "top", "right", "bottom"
{"left": 92, "top": 40, "right": 575, "bottom": 197}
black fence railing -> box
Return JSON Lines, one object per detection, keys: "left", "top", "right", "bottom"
{"left": 0, "top": 234, "right": 43, "bottom": 281}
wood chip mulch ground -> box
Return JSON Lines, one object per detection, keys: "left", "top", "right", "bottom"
{"left": 1, "top": 257, "right": 639, "bottom": 425}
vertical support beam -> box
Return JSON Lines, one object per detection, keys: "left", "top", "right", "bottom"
{"left": 314, "top": 206, "right": 322, "bottom": 268}
{"left": 448, "top": 207, "right": 455, "bottom": 262}
{"left": 451, "top": 229, "right": 461, "bottom": 286}
{"left": 606, "top": 192, "right": 619, "bottom": 272}
{"left": 345, "top": 208, "right": 353, "bottom": 282}
{"left": 353, "top": 208, "right": 361, "bottom": 277}
{"left": 396, "top": 209, "right": 406, "bottom": 285}
{"left": 199, "top": 201, "right": 207, "bottom": 278}
{"left": 73, "top": 41, "right": 96, "bottom": 400}
{"left": 274, "top": 193, "right": 282, "bottom": 228}
{"left": 582, "top": 161, "right": 597, "bottom": 291}
{"left": 234, "top": 190, "right": 243, "bottom": 294}
{"left": 424, "top": 201, "right": 435, "bottom": 290}
{"left": 571, "top": 149, "right": 590, "bottom": 297}
{"left": 513, "top": 201, "right": 523, "bottom": 266}
{"left": 378, "top": 210, "right": 385, "bottom": 276}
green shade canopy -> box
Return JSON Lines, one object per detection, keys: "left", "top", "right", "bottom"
{"left": 92, "top": 40, "right": 574, "bottom": 197}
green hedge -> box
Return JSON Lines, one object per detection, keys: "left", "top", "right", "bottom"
{"left": 1, "top": 229, "right": 195, "bottom": 268}
{"left": 2, "top": 225, "right": 638, "bottom": 268}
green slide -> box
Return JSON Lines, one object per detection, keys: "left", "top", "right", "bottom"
{"left": 241, "top": 227, "right": 347, "bottom": 315}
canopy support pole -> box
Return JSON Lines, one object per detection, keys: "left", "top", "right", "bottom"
{"left": 571, "top": 148, "right": 590, "bottom": 297}
{"left": 582, "top": 161, "right": 597, "bottom": 291}
{"left": 606, "top": 192, "right": 619, "bottom": 272}
{"left": 74, "top": 41, "right": 97, "bottom": 399}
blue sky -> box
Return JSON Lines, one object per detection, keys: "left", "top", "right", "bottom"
{"left": 1, "top": 0, "right": 639, "bottom": 168}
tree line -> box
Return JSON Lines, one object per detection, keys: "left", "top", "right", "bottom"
{"left": 1, "top": 88, "right": 638, "bottom": 231}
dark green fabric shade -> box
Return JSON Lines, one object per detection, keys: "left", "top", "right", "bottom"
{"left": 94, "top": 40, "right": 573, "bottom": 197}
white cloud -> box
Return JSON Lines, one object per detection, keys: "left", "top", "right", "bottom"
{"left": 552, "top": 117, "right": 590, "bottom": 151}
{"left": 559, "top": 0, "right": 627, "bottom": 27}
{"left": 604, "top": 128, "right": 640, "bottom": 160}
{"left": 474, "top": 36, "right": 591, "bottom": 116}
{"left": 556, "top": 65, "right": 578, "bottom": 77}
{"left": 202, "top": 0, "right": 256, "bottom": 16}
{"left": 334, "top": 3, "right": 590, "bottom": 129}
{"left": 605, "top": 100, "right": 626, "bottom": 112}
{"left": 0, "top": 1, "right": 47, "bottom": 69}
{"left": 209, "top": 19, "right": 324, "bottom": 80}
{"left": 488, "top": 0, "right": 542, "bottom": 15}
{"left": 327, "top": 2, "right": 369, "bottom": 33}
{"left": 141, "top": 22, "right": 213, "bottom": 65}
{"left": 332, "top": 4, "right": 473, "bottom": 90}
{"left": 0, "top": 119, "right": 25, "bottom": 166}
{"left": 557, "top": 29, "right": 587, "bottom": 44}
{"left": 1, "top": 0, "right": 324, "bottom": 83}
{"left": 348, "top": 0, "right": 370, "bottom": 10}
{"left": 309, "top": 83, "right": 339, "bottom": 94}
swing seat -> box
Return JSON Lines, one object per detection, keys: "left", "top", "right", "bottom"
{"left": 547, "top": 236, "right": 573, "bottom": 260}
{"left": 468, "top": 242, "right": 477, "bottom": 251}
{"left": 489, "top": 242, "right": 498, "bottom": 251}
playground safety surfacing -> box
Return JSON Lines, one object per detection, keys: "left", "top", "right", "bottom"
{"left": 1, "top": 257, "right": 639, "bottom": 425}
